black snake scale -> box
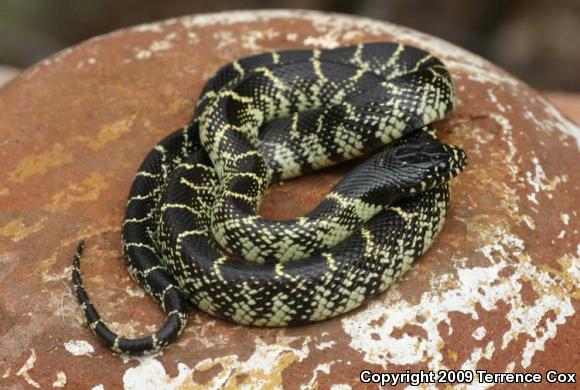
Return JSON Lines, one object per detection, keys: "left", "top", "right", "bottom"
{"left": 72, "top": 42, "right": 467, "bottom": 355}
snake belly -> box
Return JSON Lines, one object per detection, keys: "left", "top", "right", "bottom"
{"left": 72, "top": 42, "right": 467, "bottom": 355}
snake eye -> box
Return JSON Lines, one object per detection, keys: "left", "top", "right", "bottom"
{"left": 392, "top": 143, "right": 446, "bottom": 168}
{"left": 437, "top": 160, "right": 449, "bottom": 172}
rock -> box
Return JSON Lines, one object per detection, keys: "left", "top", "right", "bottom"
{"left": 0, "top": 66, "right": 19, "bottom": 86}
{"left": 0, "top": 10, "right": 578, "bottom": 389}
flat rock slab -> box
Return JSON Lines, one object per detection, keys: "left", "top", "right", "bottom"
{"left": 1, "top": 10, "right": 578, "bottom": 390}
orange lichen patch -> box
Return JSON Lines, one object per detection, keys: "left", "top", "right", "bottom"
{"left": 43, "top": 172, "right": 109, "bottom": 213}
{"left": 446, "top": 349, "right": 459, "bottom": 362}
{"left": 190, "top": 361, "right": 224, "bottom": 386}
{"left": 77, "top": 214, "right": 119, "bottom": 239}
{"left": 160, "top": 96, "right": 194, "bottom": 118}
{"left": 0, "top": 218, "right": 46, "bottom": 242}
{"left": 35, "top": 215, "right": 119, "bottom": 275}
{"left": 540, "top": 256, "right": 580, "bottom": 299}
{"left": 0, "top": 188, "right": 10, "bottom": 196}
{"left": 8, "top": 143, "right": 74, "bottom": 182}
{"left": 230, "top": 352, "right": 298, "bottom": 390}
{"left": 85, "top": 115, "right": 136, "bottom": 151}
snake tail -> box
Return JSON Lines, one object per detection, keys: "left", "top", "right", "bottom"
{"left": 71, "top": 240, "right": 189, "bottom": 355}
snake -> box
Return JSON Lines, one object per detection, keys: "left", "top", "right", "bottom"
{"left": 71, "top": 42, "right": 467, "bottom": 355}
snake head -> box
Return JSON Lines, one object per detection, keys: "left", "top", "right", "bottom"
{"left": 338, "top": 140, "right": 467, "bottom": 206}
{"left": 388, "top": 141, "right": 467, "bottom": 195}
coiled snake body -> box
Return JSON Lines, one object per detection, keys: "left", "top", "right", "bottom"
{"left": 72, "top": 42, "right": 467, "bottom": 355}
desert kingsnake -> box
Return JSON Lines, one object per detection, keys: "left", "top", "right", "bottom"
{"left": 72, "top": 42, "right": 467, "bottom": 355}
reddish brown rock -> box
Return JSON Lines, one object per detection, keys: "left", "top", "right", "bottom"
{"left": 0, "top": 10, "right": 578, "bottom": 390}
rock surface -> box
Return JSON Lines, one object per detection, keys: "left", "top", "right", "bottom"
{"left": 0, "top": 66, "right": 18, "bottom": 87}
{"left": 0, "top": 10, "right": 578, "bottom": 390}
